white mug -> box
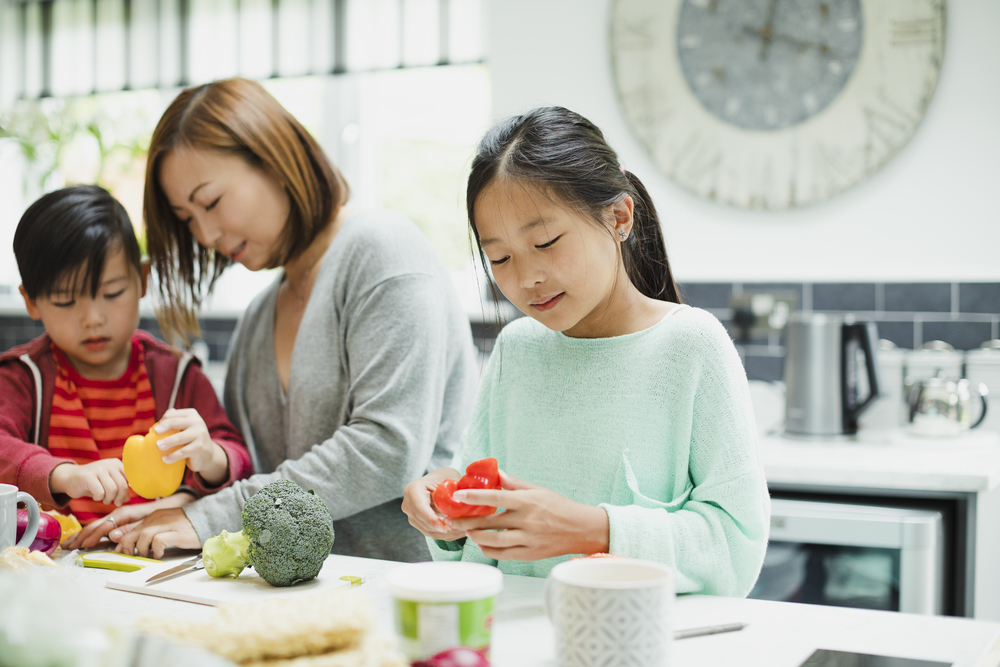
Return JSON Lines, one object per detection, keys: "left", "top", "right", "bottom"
{"left": 0, "top": 483, "right": 39, "bottom": 551}
{"left": 546, "top": 558, "right": 674, "bottom": 667}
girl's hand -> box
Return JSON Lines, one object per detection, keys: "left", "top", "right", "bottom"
{"left": 64, "top": 493, "right": 196, "bottom": 550}
{"left": 449, "top": 472, "right": 610, "bottom": 562}
{"left": 155, "top": 408, "right": 229, "bottom": 485}
{"left": 49, "top": 459, "right": 131, "bottom": 507}
{"left": 113, "top": 507, "right": 201, "bottom": 559}
{"left": 402, "top": 467, "right": 467, "bottom": 542}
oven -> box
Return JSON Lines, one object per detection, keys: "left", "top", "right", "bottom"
{"left": 750, "top": 498, "right": 945, "bottom": 615}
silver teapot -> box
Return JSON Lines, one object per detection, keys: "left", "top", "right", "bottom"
{"left": 906, "top": 377, "right": 989, "bottom": 437}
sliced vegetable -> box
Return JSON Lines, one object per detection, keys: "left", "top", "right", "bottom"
{"left": 15, "top": 509, "right": 62, "bottom": 556}
{"left": 432, "top": 458, "right": 501, "bottom": 518}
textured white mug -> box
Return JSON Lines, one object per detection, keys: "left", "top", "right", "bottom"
{"left": 546, "top": 558, "right": 674, "bottom": 667}
{"left": 0, "top": 483, "right": 39, "bottom": 551}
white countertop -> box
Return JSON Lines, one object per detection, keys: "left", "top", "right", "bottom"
{"left": 760, "top": 429, "right": 1000, "bottom": 494}
{"left": 67, "top": 552, "right": 1000, "bottom": 667}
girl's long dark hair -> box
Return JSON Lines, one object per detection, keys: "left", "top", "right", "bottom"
{"left": 466, "top": 106, "right": 680, "bottom": 305}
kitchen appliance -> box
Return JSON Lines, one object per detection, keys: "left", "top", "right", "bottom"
{"left": 905, "top": 341, "right": 964, "bottom": 385}
{"left": 784, "top": 313, "right": 881, "bottom": 437}
{"left": 859, "top": 340, "right": 907, "bottom": 430}
{"left": 906, "top": 377, "right": 989, "bottom": 438}
{"left": 966, "top": 340, "right": 1000, "bottom": 436}
{"left": 750, "top": 499, "right": 943, "bottom": 614}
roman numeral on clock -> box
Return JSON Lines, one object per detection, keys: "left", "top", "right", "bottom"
{"left": 890, "top": 17, "right": 942, "bottom": 47}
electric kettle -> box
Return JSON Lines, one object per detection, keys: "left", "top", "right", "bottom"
{"left": 784, "top": 313, "right": 881, "bottom": 437}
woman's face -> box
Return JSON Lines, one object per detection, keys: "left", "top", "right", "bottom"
{"left": 159, "top": 146, "right": 291, "bottom": 271}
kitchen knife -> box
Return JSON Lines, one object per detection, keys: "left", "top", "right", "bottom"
{"left": 145, "top": 554, "right": 204, "bottom": 585}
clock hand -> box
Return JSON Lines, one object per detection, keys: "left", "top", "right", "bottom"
{"left": 772, "top": 32, "right": 844, "bottom": 57}
{"left": 741, "top": 26, "right": 850, "bottom": 59}
{"left": 759, "top": 0, "right": 779, "bottom": 61}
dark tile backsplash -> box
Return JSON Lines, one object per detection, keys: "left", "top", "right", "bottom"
{"left": 920, "top": 321, "right": 994, "bottom": 352}
{"left": 0, "top": 314, "right": 238, "bottom": 363}
{"left": 680, "top": 281, "right": 1000, "bottom": 382}
{"left": 677, "top": 283, "right": 731, "bottom": 310}
{"left": 3, "top": 282, "right": 997, "bottom": 383}
{"left": 0, "top": 316, "right": 45, "bottom": 352}
{"left": 883, "top": 282, "right": 952, "bottom": 313}
{"left": 740, "top": 283, "right": 805, "bottom": 308}
{"left": 870, "top": 321, "right": 915, "bottom": 350}
{"left": 812, "top": 283, "right": 877, "bottom": 312}
{"left": 959, "top": 283, "right": 1000, "bottom": 314}
{"left": 742, "top": 354, "right": 784, "bottom": 384}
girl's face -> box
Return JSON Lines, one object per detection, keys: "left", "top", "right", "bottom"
{"left": 474, "top": 180, "right": 633, "bottom": 338}
{"left": 159, "top": 146, "right": 291, "bottom": 271}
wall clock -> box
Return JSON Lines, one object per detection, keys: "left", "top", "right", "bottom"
{"left": 609, "top": 0, "right": 946, "bottom": 209}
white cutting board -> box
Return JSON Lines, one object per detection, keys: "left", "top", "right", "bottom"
{"left": 106, "top": 557, "right": 368, "bottom": 606}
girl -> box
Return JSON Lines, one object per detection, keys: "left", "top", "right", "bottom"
{"left": 402, "top": 107, "right": 770, "bottom": 596}
{"left": 76, "top": 78, "right": 479, "bottom": 561}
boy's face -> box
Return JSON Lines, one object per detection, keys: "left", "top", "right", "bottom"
{"left": 20, "top": 247, "right": 148, "bottom": 380}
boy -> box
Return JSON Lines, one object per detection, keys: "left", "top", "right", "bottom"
{"left": 0, "top": 185, "right": 252, "bottom": 527}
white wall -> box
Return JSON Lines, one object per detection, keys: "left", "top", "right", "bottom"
{"left": 486, "top": 0, "right": 1000, "bottom": 282}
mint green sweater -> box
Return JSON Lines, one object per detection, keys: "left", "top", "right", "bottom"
{"left": 429, "top": 306, "right": 770, "bottom": 597}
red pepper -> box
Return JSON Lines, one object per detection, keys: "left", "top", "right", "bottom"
{"left": 432, "top": 458, "right": 501, "bottom": 518}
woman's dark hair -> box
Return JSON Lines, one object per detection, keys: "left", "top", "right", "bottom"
{"left": 14, "top": 185, "right": 142, "bottom": 300}
{"left": 144, "top": 77, "right": 350, "bottom": 342}
{"left": 466, "top": 106, "right": 680, "bottom": 305}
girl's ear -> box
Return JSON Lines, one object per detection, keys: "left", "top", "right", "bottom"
{"left": 612, "top": 195, "right": 635, "bottom": 241}
{"left": 19, "top": 285, "right": 42, "bottom": 321}
{"left": 140, "top": 259, "right": 151, "bottom": 298}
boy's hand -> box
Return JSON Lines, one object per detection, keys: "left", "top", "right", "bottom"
{"left": 154, "top": 408, "right": 229, "bottom": 486}
{"left": 49, "top": 459, "right": 131, "bottom": 506}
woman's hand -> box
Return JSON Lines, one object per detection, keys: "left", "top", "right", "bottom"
{"left": 402, "top": 467, "right": 467, "bottom": 542}
{"left": 63, "top": 493, "right": 196, "bottom": 551}
{"left": 113, "top": 507, "right": 202, "bottom": 559}
{"left": 155, "top": 408, "right": 229, "bottom": 486}
{"left": 449, "top": 472, "right": 610, "bottom": 561}
{"left": 49, "top": 459, "right": 131, "bottom": 507}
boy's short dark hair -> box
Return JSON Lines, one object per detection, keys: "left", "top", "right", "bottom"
{"left": 14, "top": 185, "right": 142, "bottom": 300}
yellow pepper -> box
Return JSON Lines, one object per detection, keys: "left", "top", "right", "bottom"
{"left": 122, "top": 425, "right": 185, "bottom": 499}
{"left": 43, "top": 510, "right": 82, "bottom": 542}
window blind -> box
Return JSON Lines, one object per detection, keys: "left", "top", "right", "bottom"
{"left": 0, "top": 0, "right": 483, "bottom": 105}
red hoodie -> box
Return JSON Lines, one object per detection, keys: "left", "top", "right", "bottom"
{"left": 0, "top": 330, "right": 252, "bottom": 509}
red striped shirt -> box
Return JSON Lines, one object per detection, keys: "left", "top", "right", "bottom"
{"left": 49, "top": 337, "right": 155, "bottom": 524}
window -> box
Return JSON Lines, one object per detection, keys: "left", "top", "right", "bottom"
{"left": 0, "top": 0, "right": 489, "bottom": 316}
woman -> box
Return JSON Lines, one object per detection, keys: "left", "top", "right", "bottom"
{"left": 75, "top": 78, "right": 478, "bottom": 561}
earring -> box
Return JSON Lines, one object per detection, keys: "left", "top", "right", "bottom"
{"left": 618, "top": 230, "right": 627, "bottom": 240}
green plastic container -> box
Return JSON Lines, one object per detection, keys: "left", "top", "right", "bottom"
{"left": 386, "top": 561, "right": 503, "bottom": 662}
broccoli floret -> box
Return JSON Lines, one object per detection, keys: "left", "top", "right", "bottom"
{"left": 202, "top": 529, "right": 250, "bottom": 577}
{"left": 203, "top": 479, "right": 335, "bottom": 587}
